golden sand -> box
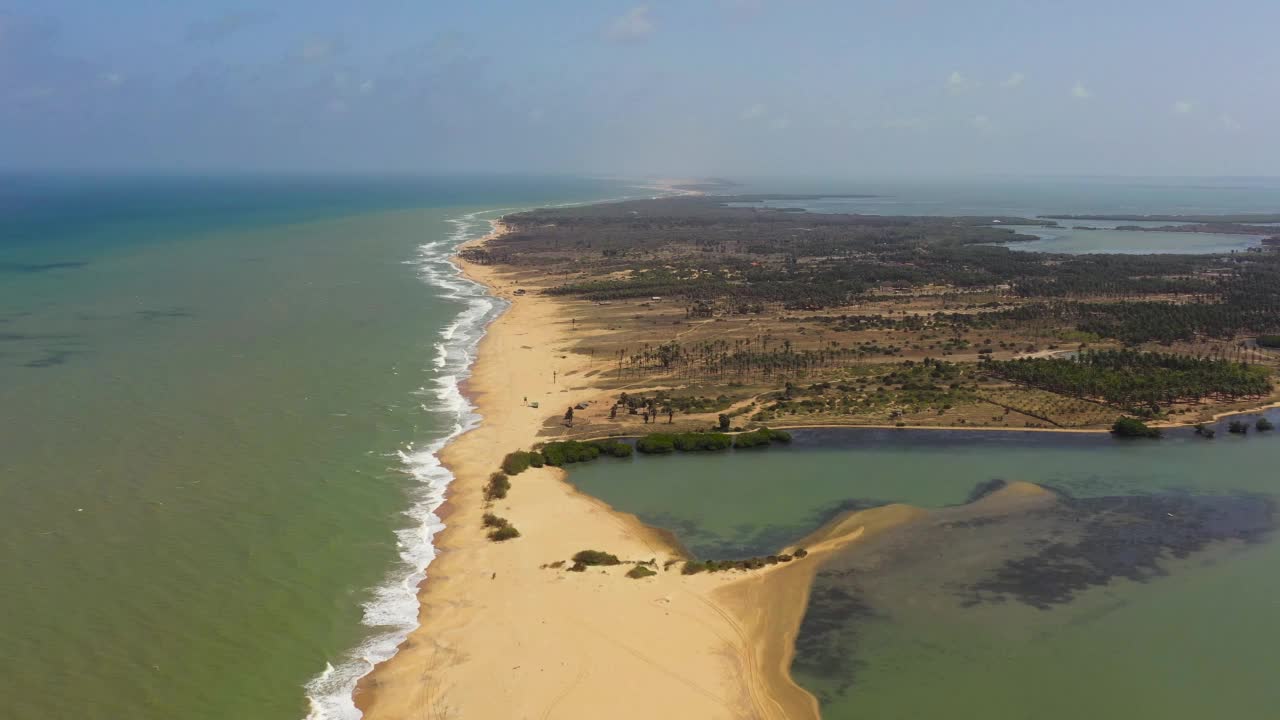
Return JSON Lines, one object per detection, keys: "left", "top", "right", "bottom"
{"left": 354, "top": 221, "right": 856, "bottom": 719}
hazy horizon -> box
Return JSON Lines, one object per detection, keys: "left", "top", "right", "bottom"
{"left": 3, "top": 1, "right": 1278, "bottom": 177}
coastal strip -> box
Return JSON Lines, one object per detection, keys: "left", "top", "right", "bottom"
{"left": 354, "top": 218, "right": 828, "bottom": 719}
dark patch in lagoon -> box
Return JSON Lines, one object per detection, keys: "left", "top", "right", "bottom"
{"left": 640, "top": 497, "right": 891, "bottom": 560}
{"left": 792, "top": 582, "right": 877, "bottom": 704}
{"left": 137, "top": 307, "right": 194, "bottom": 321}
{"left": 0, "top": 332, "right": 79, "bottom": 343}
{"left": 23, "top": 349, "right": 77, "bottom": 368}
{"left": 969, "top": 492, "right": 1275, "bottom": 609}
{"left": 792, "top": 484, "right": 1277, "bottom": 703}
{"left": 0, "top": 260, "right": 88, "bottom": 274}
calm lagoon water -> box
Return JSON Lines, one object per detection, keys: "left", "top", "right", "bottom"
{"left": 997, "top": 224, "right": 1264, "bottom": 254}
{"left": 567, "top": 413, "right": 1280, "bottom": 719}
{"left": 732, "top": 176, "right": 1280, "bottom": 255}
{"left": 0, "top": 174, "right": 629, "bottom": 720}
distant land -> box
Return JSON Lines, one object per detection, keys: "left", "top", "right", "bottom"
{"left": 1043, "top": 213, "right": 1280, "bottom": 223}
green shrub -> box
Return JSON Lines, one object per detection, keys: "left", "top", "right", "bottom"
{"left": 733, "top": 427, "right": 793, "bottom": 449}
{"left": 636, "top": 433, "right": 676, "bottom": 454}
{"left": 1110, "top": 417, "right": 1161, "bottom": 439}
{"left": 484, "top": 472, "right": 510, "bottom": 501}
{"left": 673, "top": 432, "right": 732, "bottom": 451}
{"left": 1228, "top": 420, "right": 1250, "bottom": 434}
{"left": 592, "top": 439, "right": 634, "bottom": 458}
{"left": 502, "top": 451, "right": 535, "bottom": 475}
{"left": 1258, "top": 417, "right": 1275, "bottom": 431}
{"left": 528, "top": 451, "right": 545, "bottom": 468}
{"left": 626, "top": 565, "right": 657, "bottom": 579}
{"left": 488, "top": 525, "right": 520, "bottom": 542}
{"left": 793, "top": 548, "right": 808, "bottom": 558}
{"left": 482, "top": 513, "right": 509, "bottom": 529}
{"left": 572, "top": 549, "right": 621, "bottom": 566}
{"left": 541, "top": 440, "right": 603, "bottom": 466}
{"left": 681, "top": 561, "right": 706, "bottom": 575}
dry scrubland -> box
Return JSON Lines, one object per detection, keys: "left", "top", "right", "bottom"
{"left": 466, "top": 196, "right": 1280, "bottom": 437}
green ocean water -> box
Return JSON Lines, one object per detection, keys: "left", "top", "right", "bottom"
{"left": 567, "top": 421, "right": 1280, "bottom": 719}
{"left": 0, "top": 175, "right": 628, "bottom": 720}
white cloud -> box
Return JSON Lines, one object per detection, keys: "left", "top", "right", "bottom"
{"left": 1071, "top": 82, "right": 1091, "bottom": 99}
{"left": 883, "top": 117, "right": 929, "bottom": 131}
{"left": 1220, "top": 113, "right": 1242, "bottom": 131}
{"left": 970, "top": 114, "right": 993, "bottom": 132}
{"left": 1000, "top": 72, "right": 1025, "bottom": 89}
{"left": 606, "top": 6, "right": 654, "bottom": 42}
{"left": 1173, "top": 100, "right": 1193, "bottom": 114}
{"left": 946, "top": 71, "right": 975, "bottom": 95}
{"left": 299, "top": 37, "right": 343, "bottom": 62}
{"left": 741, "top": 103, "right": 767, "bottom": 120}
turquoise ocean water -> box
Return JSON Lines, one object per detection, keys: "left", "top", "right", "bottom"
{"left": 0, "top": 174, "right": 630, "bottom": 720}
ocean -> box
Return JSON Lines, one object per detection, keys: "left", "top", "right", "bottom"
{"left": 0, "top": 174, "right": 630, "bottom": 720}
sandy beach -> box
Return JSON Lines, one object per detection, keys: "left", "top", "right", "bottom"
{"left": 354, "top": 221, "right": 833, "bottom": 720}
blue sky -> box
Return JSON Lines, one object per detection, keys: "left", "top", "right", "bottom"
{"left": 2, "top": 1, "right": 1276, "bottom": 176}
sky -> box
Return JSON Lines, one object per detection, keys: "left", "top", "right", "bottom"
{"left": 1, "top": 0, "right": 1277, "bottom": 177}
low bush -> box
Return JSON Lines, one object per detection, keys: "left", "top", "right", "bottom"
{"left": 1228, "top": 420, "right": 1250, "bottom": 434}
{"left": 488, "top": 525, "right": 520, "bottom": 542}
{"left": 732, "top": 427, "right": 793, "bottom": 449}
{"left": 541, "top": 440, "right": 602, "bottom": 466}
{"left": 592, "top": 439, "right": 634, "bottom": 458}
{"left": 673, "top": 432, "right": 732, "bottom": 452}
{"left": 484, "top": 472, "right": 511, "bottom": 501}
{"left": 1258, "top": 417, "right": 1275, "bottom": 431}
{"left": 572, "top": 549, "right": 621, "bottom": 566}
{"left": 528, "top": 451, "right": 545, "bottom": 468}
{"left": 1111, "top": 417, "right": 1161, "bottom": 439}
{"left": 626, "top": 566, "right": 657, "bottom": 579}
{"left": 482, "top": 513, "right": 509, "bottom": 529}
{"left": 636, "top": 433, "right": 676, "bottom": 454}
{"left": 681, "top": 561, "right": 706, "bottom": 575}
{"left": 501, "top": 451, "right": 537, "bottom": 475}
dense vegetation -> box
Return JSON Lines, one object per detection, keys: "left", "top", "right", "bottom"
{"left": 470, "top": 196, "right": 1280, "bottom": 348}
{"left": 538, "top": 439, "right": 633, "bottom": 466}
{"left": 989, "top": 350, "right": 1270, "bottom": 414}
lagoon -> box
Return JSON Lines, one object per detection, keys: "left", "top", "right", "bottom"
{"left": 567, "top": 413, "right": 1280, "bottom": 719}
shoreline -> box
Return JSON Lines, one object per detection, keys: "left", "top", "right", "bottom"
{"left": 355, "top": 217, "right": 828, "bottom": 719}
{"left": 352, "top": 207, "right": 1280, "bottom": 719}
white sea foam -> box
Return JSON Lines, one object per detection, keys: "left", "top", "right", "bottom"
{"left": 301, "top": 208, "right": 509, "bottom": 720}
{"left": 302, "top": 191, "right": 658, "bottom": 720}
